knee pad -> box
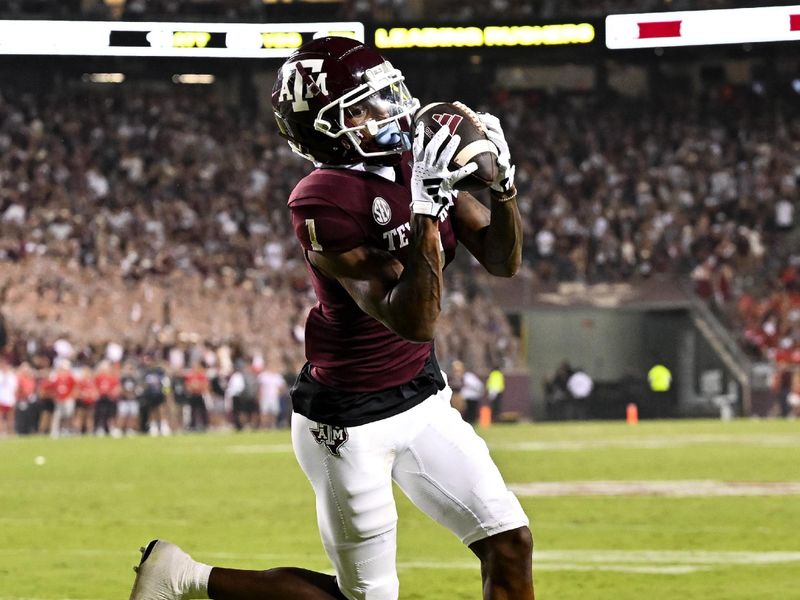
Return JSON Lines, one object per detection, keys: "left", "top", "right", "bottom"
{"left": 331, "top": 534, "right": 399, "bottom": 600}
{"left": 340, "top": 573, "right": 399, "bottom": 600}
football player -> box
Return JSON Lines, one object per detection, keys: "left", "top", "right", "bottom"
{"left": 130, "top": 37, "right": 533, "bottom": 600}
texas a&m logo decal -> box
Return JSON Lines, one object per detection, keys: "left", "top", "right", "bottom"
{"left": 432, "top": 113, "right": 463, "bottom": 134}
{"left": 277, "top": 59, "right": 329, "bottom": 113}
{"left": 310, "top": 423, "right": 349, "bottom": 456}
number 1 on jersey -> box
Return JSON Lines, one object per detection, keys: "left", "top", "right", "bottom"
{"left": 305, "top": 218, "right": 323, "bottom": 251}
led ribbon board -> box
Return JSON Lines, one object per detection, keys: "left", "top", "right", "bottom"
{"left": 0, "top": 20, "right": 364, "bottom": 57}
{"left": 375, "top": 24, "right": 595, "bottom": 49}
{"left": 606, "top": 5, "right": 800, "bottom": 49}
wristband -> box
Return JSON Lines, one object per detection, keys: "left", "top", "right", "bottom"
{"left": 490, "top": 184, "right": 517, "bottom": 203}
{"left": 410, "top": 200, "right": 445, "bottom": 218}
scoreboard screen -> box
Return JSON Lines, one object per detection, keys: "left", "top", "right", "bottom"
{"left": 0, "top": 20, "right": 364, "bottom": 57}
{"left": 607, "top": 5, "right": 800, "bottom": 48}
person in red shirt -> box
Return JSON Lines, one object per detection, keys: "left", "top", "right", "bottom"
{"left": 15, "top": 362, "right": 37, "bottom": 435}
{"left": 94, "top": 360, "right": 122, "bottom": 437}
{"left": 0, "top": 357, "right": 17, "bottom": 436}
{"left": 51, "top": 359, "right": 77, "bottom": 438}
{"left": 184, "top": 361, "right": 210, "bottom": 432}
{"left": 36, "top": 368, "right": 57, "bottom": 435}
{"left": 75, "top": 366, "right": 100, "bottom": 435}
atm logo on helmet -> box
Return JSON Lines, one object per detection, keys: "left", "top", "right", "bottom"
{"left": 432, "top": 113, "right": 463, "bottom": 134}
{"left": 278, "top": 59, "right": 329, "bottom": 112}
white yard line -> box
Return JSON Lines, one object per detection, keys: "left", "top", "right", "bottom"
{"left": 533, "top": 550, "right": 800, "bottom": 565}
{"left": 510, "top": 480, "right": 800, "bottom": 497}
{"left": 492, "top": 434, "right": 800, "bottom": 452}
{"left": 220, "top": 434, "right": 800, "bottom": 455}
{"left": 224, "top": 444, "right": 294, "bottom": 454}
{"left": 0, "top": 517, "right": 190, "bottom": 526}
{"left": 0, "top": 597, "right": 106, "bottom": 600}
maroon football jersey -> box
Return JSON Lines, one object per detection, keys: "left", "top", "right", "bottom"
{"left": 289, "top": 156, "right": 458, "bottom": 393}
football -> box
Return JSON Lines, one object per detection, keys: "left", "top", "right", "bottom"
{"left": 413, "top": 101, "right": 499, "bottom": 192}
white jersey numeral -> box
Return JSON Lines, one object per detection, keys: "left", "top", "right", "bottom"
{"left": 305, "top": 218, "right": 323, "bottom": 251}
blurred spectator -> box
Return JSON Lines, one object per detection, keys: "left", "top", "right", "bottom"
{"left": 789, "top": 369, "right": 800, "bottom": 418}
{"left": 51, "top": 358, "right": 77, "bottom": 438}
{"left": 75, "top": 366, "right": 99, "bottom": 435}
{"left": 452, "top": 360, "right": 484, "bottom": 424}
{"left": 118, "top": 361, "right": 141, "bottom": 435}
{"left": 14, "top": 361, "right": 37, "bottom": 434}
{"left": 0, "top": 356, "right": 17, "bottom": 435}
{"left": 36, "top": 370, "right": 56, "bottom": 435}
{"left": 140, "top": 354, "right": 170, "bottom": 436}
{"left": 486, "top": 366, "right": 505, "bottom": 421}
{"left": 257, "top": 356, "right": 286, "bottom": 430}
{"left": 567, "top": 369, "right": 593, "bottom": 401}
{"left": 544, "top": 360, "right": 574, "bottom": 420}
{"left": 226, "top": 360, "right": 258, "bottom": 431}
{"left": 184, "top": 360, "right": 210, "bottom": 431}
{"left": 94, "top": 359, "right": 122, "bottom": 436}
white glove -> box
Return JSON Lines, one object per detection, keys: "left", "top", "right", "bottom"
{"left": 478, "top": 112, "right": 515, "bottom": 194}
{"left": 410, "top": 122, "right": 478, "bottom": 219}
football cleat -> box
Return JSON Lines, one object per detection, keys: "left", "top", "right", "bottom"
{"left": 128, "top": 540, "right": 204, "bottom": 600}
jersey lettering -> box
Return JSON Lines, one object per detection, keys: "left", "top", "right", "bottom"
{"left": 278, "top": 59, "right": 329, "bottom": 112}
{"left": 382, "top": 222, "right": 411, "bottom": 252}
{"left": 305, "top": 218, "right": 323, "bottom": 251}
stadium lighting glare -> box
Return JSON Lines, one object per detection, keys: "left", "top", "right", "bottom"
{"left": 792, "top": 79, "right": 800, "bottom": 94}
{"left": 606, "top": 5, "right": 800, "bottom": 49}
{"left": 172, "top": 74, "right": 216, "bottom": 84}
{"left": 82, "top": 72, "right": 125, "bottom": 83}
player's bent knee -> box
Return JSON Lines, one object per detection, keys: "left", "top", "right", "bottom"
{"left": 477, "top": 526, "right": 533, "bottom": 569}
{"left": 508, "top": 526, "right": 534, "bottom": 560}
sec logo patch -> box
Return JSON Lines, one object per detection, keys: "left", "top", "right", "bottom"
{"left": 372, "top": 196, "right": 392, "bottom": 225}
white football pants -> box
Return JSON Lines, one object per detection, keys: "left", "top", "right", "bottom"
{"left": 291, "top": 383, "right": 529, "bottom": 600}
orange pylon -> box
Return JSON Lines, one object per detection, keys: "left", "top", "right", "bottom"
{"left": 626, "top": 403, "right": 639, "bottom": 425}
{"left": 479, "top": 405, "right": 492, "bottom": 427}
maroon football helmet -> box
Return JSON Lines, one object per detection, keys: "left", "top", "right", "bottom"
{"left": 272, "top": 36, "right": 419, "bottom": 165}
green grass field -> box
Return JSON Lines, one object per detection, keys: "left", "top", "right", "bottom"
{"left": 2, "top": 419, "right": 799, "bottom": 600}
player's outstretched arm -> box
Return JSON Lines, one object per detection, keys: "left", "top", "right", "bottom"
{"left": 452, "top": 189, "right": 522, "bottom": 278}
{"left": 452, "top": 112, "right": 522, "bottom": 278}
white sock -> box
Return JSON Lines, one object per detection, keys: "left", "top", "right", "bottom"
{"left": 185, "top": 560, "right": 213, "bottom": 599}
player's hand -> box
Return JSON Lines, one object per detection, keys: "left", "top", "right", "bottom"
{"left": 477, "top": 112, "right": 515, "bottom": 194}
{"left": 410, "top": 122, "right": 477, "bottom": 219}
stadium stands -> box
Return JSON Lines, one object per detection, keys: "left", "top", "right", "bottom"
{"left": 0, "top": 0, "right": 798, "bottom": 431}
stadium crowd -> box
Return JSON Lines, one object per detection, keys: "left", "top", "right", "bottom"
{"left": 0, "top": 318, "right": 516, "bottom": 435}
{"left": 1, "top": 71, "right": 799, "bottom": 430}
{"left": 489, "top": 89, "right": 799, "bottom": 367}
